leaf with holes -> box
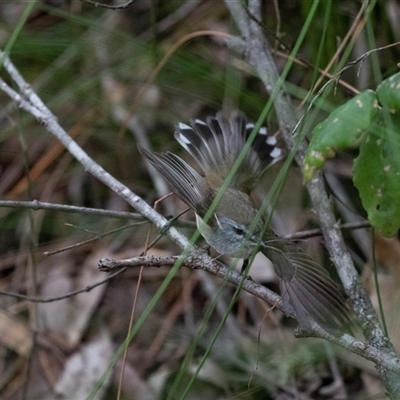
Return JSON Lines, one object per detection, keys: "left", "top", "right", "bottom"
{"left": 303, "top": 89, "right": 379, "bottom": 182}
{"left": 353, "top": 112, "right": 400, "bottom": 237}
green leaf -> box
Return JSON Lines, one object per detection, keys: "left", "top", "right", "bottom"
{"left": 353, "top": 111, "right": 400, "bottom": 237}
{"left": 303, "top": 89, "right": 379, "bottom": 182}
{"left": 376, "top": 71, "right": 400, "bottom": 112}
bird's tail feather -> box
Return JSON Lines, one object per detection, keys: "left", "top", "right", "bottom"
{"left": 262, "top": 237, "right": 353, "bottom": 334}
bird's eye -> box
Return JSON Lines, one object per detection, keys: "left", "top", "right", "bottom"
{"left": 233, "top": 226, "right": 246, "bottom": 236}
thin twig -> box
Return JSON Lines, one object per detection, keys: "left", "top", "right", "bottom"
{"left": 282, "top": 221, "right": 371, "bottom": 240}
{"left": 0, "top": 199, "right": 196, "bottom": 229}
{"left": 43, "top": 221, "right": 148, "bottom": 256}
{"left": 0, "top": 199, "right": 144, "bottom": 220}
{"left": 0, "top": 269, "right": 125, "bottom": 303}
{"left": 80, "top": 0, "right": 136, "bottom": 10}
{"left": 141, "top": 0, "right": 201, "bottom": 39}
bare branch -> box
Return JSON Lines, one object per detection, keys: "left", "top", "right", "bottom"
{"left": 99, "top": 253, "right": 400, "bottom": 376}
{"left": 99, "top": 253, "right": 292, "bottom": 319}
{"left": 80, "top": 0, "right": 137, "bottom": 10}
{"left": 0, "top": 199, "right": 144, "bottom": 220}
{"left": 0, "top": 269, "right": 124, "bottom": 303}
{"left": 282, "top": 221, "right": 371, "bottom": 240}
{"left": 0, "top": 49, "right": 189, "bottom": 252}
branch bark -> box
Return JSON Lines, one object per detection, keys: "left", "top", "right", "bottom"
{"left": 99, "top": 254, "right": 400, "bottom": 376}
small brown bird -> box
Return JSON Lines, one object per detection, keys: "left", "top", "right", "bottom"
{"left": 139, "top": 111, "right": 351, "bottom": 332}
